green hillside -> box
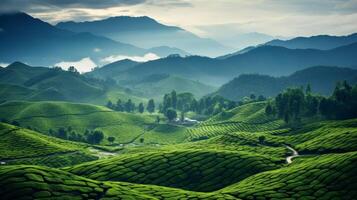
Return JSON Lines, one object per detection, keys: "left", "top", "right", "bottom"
{"left": 65, "top": 149, "right": 281, "bottom": 192}
{"left": 0, "top": 101, "right": 156, "bottom": 144}
{"left": 0, "top": 123, "right": 96, "bottom": 167}
{"left": 215, "top": 66, "right": 357, "bottom": 100}
{"left": 122, "top": 74, "right": 216, "bottom": 100}
{"left": 221, "top": 152, "right": 357, "bottom": 200}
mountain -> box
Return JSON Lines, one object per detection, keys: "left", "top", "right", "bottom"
{"left": 148, "top": 46, "right": 191, "bottom": 57}
{"left": 214, "top": 66, "right": 357, "bottom": 100}
{"left": 116, "top": 42, "right": 357, "bottom": 86}
{"left": 122, "top": 74, "right": 216, "bottom": 100}
{"left": 0, "top": 12, "right": 146, "bottom": 66}
{"left": 56, "top": 16, "right": 232, "bottom": 57}
{"left": 86, "top": 59, "right": 140, "bottom": 80}
{"left": 265, "top": 33, "right": 357, "bottom": 50}
{"left": 0, "top": 62, "right": 105, "bottom": 102}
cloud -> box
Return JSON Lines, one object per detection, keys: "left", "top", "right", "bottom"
{"left": 101, "top": 53, "right": 160, "bottom": 63}
{"left": 0, "top": 62, "right": 10, "bottom": 67}
{"left": 54, "top": 57, "right": 97, "bottom": 73}
{"left": 0, "top": 0, "right": 146, "bottom": 12}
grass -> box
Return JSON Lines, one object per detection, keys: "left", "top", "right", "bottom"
{"left": 0, "top": 101, "right": 156, "bottom": 144}
{"left": 0, "top": 123, "right": 97, "bottom": 167}
{"left": 0, "top": 165, "right": 235, "bottom": 200}
{"left": 64, "top": 149, "right": 281, "bottom": 192}
{"left": 221, "top": 151, "right": 357, "bottom": 200}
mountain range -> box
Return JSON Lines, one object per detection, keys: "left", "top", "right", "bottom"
{"left": 214, "top": 66, "right": 357, "bottom": 100}
{"left": 56, "top": 16, "right": 232, "bottom": 57}
{"left": 265, "top": 33, "right": 357, "bottom": 50}
{"left": 112, "top": 42, "right": 357, "bottom": 86}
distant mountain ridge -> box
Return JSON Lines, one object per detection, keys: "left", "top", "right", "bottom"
{"left": 265, "top": 33, "right": 357, "bottom": 50}
{"left": 56, "top": 16, "right": 232, "bottom": 57}
{"left": 117, "top": 42, "right": 357, "bottom": 86}
{"left": 214, "top": 66, "right": 357, "bottom": 100}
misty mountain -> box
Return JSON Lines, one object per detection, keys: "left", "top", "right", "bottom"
{"left": 117, "top": 42, "right": 357, "bottom": 86}
{"left": 214, "top": 66, "right": 357, "bottom": 100}
{"left": 265, "top": 33, "right": 357, "bottom": 50}
{"left": 56, "top": 16, "right": 232, "bottom": 57}
{"left": 86, "top": 59, "right": 140, "bottom": 80}
{"left": 0, "top": 12, "right": 148, "bottom": 66}
{"left": 0, "top": 62, "right": 105, "bottom": 102}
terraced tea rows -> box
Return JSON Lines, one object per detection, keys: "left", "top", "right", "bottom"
{"left": 186, "top": 120, "right": 282, "bottom": 141}
{"left": 0, "top": 165, "right": 236, "bottom": 200}
{"left": 65, "top": 150, "right": 281, "bottom": 192}
{"left": 221, "top": 151, "right": 357, "bottom": 200}
{"left": 0, "top": 101, "right": 156, "bottom": 144}
{"left": 0, "top": 123, "right": 97, "bottom": 167}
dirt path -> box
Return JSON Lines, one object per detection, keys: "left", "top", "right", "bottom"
{"left": 285, "top": 145, "right": 299, "bottom": 164}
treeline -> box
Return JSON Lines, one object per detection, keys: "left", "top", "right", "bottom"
{"left": 266, "top": 81, "right": 357, "bottom": 123}
{"left": 106, "top": 99, "right": 155, "bottom": 113}
{"left": 159, "top": 90, "right": 238, "bottom": 120}
{"left": 48, "top": 127, "right": 105, "bottom": 145}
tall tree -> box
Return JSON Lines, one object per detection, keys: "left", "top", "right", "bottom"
{"left": 165, "top": 108, "right": 177, "bottom": 121}
{"left": 147, "top": 99, "right": 155, "bottom": 113}
{"left": 138, "top": 103, "right": 144, "bottom": 113}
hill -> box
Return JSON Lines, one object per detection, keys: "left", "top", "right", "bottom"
{"left": 0, "top": 12, "right": 146, "bottom": 66}
{"left": 118, "top": 43, "right": 357, "bottom": 86}
{"left": 122, "top": 74, "right": 216, "bottom": 100}
{"left": 215, "top": 66, "right": 357, "bottom": 100}
{"left": 0, "top": 101, "right": 157, "bottom": 144}
{"left": 86, "top": 59, "right": 140, "bottom": 80}
{"left": 56, "top": 16, "right": 231, "bottom": 57}
{"left": 265, "top": 33, "right": 357, "bottom": 50}
{"left": 0, "top": 123, "right": 96, "bottom": 167}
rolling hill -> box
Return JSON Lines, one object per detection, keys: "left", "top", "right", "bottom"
{"left": 0, "top": 101, "right": 158, "bottom": 144}
{"left": 214, "top": 66, "right": 357, "bottom": 100}
{"left": 0, "top": 123, "right": 97, "bottom": 167}
{"left": 56, "top": 16, "right": 231, "bottom": 57}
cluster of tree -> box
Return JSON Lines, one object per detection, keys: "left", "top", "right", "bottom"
{"left": 106, "top": 99, "right": 155, "bottom": 114}
{"left": 266, "top": 82, "right": 357, "bottom": 123}
{"left": 159, "top": 90, "right": 238, "bottom": 121}
{"left": 48, "top": 127, "right": 104, "bottom": 144}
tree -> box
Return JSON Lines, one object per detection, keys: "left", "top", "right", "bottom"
{"left": 87, "top": 130, "right": 104, "bottom": 144}
{"left": 165, "top": 108, "right": 177, "bottom": 121}
{"left": 116, "top": 99, "right": 124, "bottom": 111}
{"left": 140, "top": 138, "right": 144, "bottom": 143}
{"left": 180, "top": 111, "right": 185, "bottom": 122}
{"left": 138, "top": 103, "right": 145, "bottom": 113}
{"left": 68, "top": 66, "right": 79, "bottom": 74}
{"left": 171, "top": 90, "right": 177, "bottom": 109}
{"left": 147, "top": 99, "right": 155, "bottom": 113}
{"left": 106, "top": 100, "right": 114, "bottom": 109}
{"left": 265, "top": 103, "right": 273, "bottom": 116}
{"left": 250, "top": 93, "right": 256, "bottom": 100}
{"left": 57, "top": 127, "right": 67, "bottom": 139}
{"left": 156, "top": 116, "right": 161, "bottom": 124}
{"left": 306, "top": 84, "right": 312, "bottom": 94}
{"left": 125, "top": 99, "right": 134, "bottom": 112}
{"left": 258, "top": 95, "right": 266, "bottom": 101}
{"left": 108, "top": 136, "right": 116, "bottom": 144}
{"left": 258, "top": 136, "right": 266, "bottom": 144}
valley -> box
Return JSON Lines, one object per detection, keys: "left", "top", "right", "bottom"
{"left": 1, "top": 5, "right": 357, "bottom": 200}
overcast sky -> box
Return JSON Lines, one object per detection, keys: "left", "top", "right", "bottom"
{"left": 1, "top": 0, "right": 357, "bottom": 37}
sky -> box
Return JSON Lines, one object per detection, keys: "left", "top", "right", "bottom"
{"left": 1, "top": 0, "right": 357, "bottom": 38}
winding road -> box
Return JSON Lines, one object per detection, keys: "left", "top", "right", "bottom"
{"left": 285, "top": 145, "right": 299, "bottom": 164}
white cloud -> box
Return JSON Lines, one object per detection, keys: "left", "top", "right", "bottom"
{"left": 0, "top": 62, "right": 10, "bottom": 67}
{"left": 101, "top": 53, "right": 160, "bottom": 64}
{"left": 54, "top": 57, "right": 97, "bottom": 73}
{"left": 93, "top": 48, "right": 101, "bottom": 52}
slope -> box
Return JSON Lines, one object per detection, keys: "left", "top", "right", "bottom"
{"left": 0, "top": 123, "right": 96, "bottom": 167}
{"left": 214, "top": 66, "right": 357, "bottom": 100}
{"left": 0, "top": 101, "right": 155, "bottom": 144}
